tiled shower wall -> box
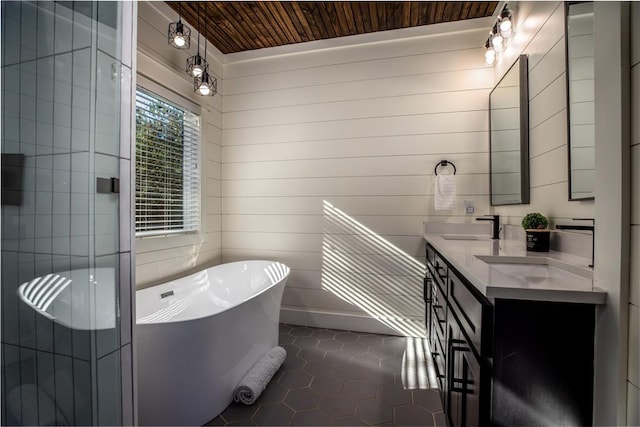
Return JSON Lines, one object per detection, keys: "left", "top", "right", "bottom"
{"left": 628, "top": 3, "right": 640, "bottom": 424}
{"left": 1, "top": 1, "right": 136, "bottom": 425}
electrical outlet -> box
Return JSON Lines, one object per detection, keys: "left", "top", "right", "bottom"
{"left": 464, "top": 199, "right": 475, "bottom": 214}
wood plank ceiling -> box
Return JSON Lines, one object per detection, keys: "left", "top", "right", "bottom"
{"left": 167, "top": 2, "right": 498, "bottom": 54}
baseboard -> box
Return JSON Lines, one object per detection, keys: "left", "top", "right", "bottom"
{"left": 279, "top": 306, "right": 425, "bottom": 337}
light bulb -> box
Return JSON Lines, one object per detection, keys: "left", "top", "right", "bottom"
{"left": 192, "top": 65, "right": 203, "bottom": 77}
{"left": 198, "top": 83, "right": 210, "bottom": 96}
{"left": 499, "top": 18, "right": 512, "bottom": 33}
{"left": 499, "top": 19, "right": 512, "bottom": 38}
{"left": 485, "top": 49, "right": 496, "bottom": 65}
{"left": 491, "top": 34, "right": 504, "bottom": 52}
{"left": 174, "top": 34, "right": 186, "bottom": 47}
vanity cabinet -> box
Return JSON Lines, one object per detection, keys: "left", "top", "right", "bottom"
{"left": 424, "top": 243, "right": 596, "bottom": 427}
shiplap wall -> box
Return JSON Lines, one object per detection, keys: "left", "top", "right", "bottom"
{"left": 628, "top": 3, "right": 640, "bottom": 424}
{"left": 492, "top": 2, "right": 594, "bottom": 227}
{"left": 135, "top": 2, "right": 222, "bottom": 287}
{"left": 221, "top": 24, "right": 494, "bottom": 335}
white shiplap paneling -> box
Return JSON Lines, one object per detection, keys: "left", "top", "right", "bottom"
{"left": 135, "top": 2, "right": 222, "bottom": 288}
{"left": 493, "top": 1, "right": 594, "bottom": 225}
{"left": 221, "top": 24, "right": 493, "bottom": 335}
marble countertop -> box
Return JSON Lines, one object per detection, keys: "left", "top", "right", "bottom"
{"left": 423, "top": 233, "right": 607, "bottom": 305}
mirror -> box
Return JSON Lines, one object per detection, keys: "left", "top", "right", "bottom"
{"left": 489, "top": 54, "right": 530, "bottom": 206}
{"left": 566, "top": 2, "right": 595, "bottom": 200}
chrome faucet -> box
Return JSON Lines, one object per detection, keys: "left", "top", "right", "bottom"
{"left": 476, "top": 215, "right": 500, "bottom": 239}
{"left": 555, "top": 218, "right": 595, "bottom": 267}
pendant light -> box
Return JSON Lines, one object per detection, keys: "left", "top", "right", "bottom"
{"left": 194, "top": 12, "right": 217, "bottom": 97}
{"left": 186, "top": 3, "right": 208, "bottom": 78}
{"left": 168, "top": 3, "right": 191, "bottom": 49}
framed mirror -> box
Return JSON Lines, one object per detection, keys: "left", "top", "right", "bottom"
{"left": 566, "top": 1, "right": 595, "bottom": 200}
{"left": 489, "top": 54, "right": 530, "bottom": 206}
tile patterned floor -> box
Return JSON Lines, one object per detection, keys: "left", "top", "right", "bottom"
{"left": 205, "top": 324, "right": 446, "bottom": 426}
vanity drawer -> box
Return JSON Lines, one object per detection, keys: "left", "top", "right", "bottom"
{"left": 426, "top": 245, "right": 448, "bottom": 288}
{"left": 448, "top": 269, "right": 493, "bottom": 357}
{"left": 431, "top": 283, "right": 447, "bottom": 335}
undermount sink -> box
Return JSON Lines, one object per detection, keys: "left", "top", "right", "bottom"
{"left": 475, "top": 255, "right": 592, "bottom": 280}
{"left": 441, "top": 234, "right": 485, "bottom": 241}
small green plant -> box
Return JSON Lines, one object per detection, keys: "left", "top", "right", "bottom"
{"left": 521, "top": 212, "right": 549, "bottom": 230}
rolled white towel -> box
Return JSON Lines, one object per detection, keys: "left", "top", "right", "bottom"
{"left": 233, "top": 346, "right": 287, "bottom": 405}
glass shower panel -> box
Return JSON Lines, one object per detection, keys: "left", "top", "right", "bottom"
{"left": 1, "top": 1, "right": 135, "bottom": 425}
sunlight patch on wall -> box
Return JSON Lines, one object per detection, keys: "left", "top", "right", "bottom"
{"left": 321, "top": 200, "right": 427, "bottom": 338}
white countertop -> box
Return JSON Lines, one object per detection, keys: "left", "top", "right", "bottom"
{"left": 423, "top": 233, "right": 607, "bottom": 305}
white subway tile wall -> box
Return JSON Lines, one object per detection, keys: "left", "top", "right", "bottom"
{"left": 1, "top": 1, "right": 136, "bottom": 425}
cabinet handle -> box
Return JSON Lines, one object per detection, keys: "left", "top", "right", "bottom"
{"left": 423, "top": 277, "right": 432, "bottom": 303}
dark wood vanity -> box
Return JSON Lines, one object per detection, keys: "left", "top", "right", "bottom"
{"left": 424, "top": 242, "right": 598, "bottom": 426}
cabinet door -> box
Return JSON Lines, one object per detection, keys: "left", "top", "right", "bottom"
{"left": 448, "top": 312, "right": 484, "bottom": 427}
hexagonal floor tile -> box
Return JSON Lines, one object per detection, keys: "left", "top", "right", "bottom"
{"left": 290, "top": 409, "right": 332, "bottom": 426}
{"left": 278, "top": 370, "right": 313, "bottom": 389}
{"left": 312, "top": 329, "right": 336, "bottom": 340}
{"left": 352, "top": 352, "right": 381, "bottom": 369}
{"left": 282, "top": 355, "right": 305, "bottom": 372}
{"left": 284, "top": 387, "right": 321, "bottom": 411}
{"left": 342, "top": 341, "right": 368, "bottom": 355}
{"left": 219, "top": 402, "right": 258, "bottom": 423}
{"left": 310, "top": 374, "right": 344, "bottom": 394}
{"left": 298, "top": 346, "right": 326, "bottom": 361}
{"left": 325, "top": 350, "right": 354, "bottom": 365}
{"left": 342, "top": 378, "right": 378, "bottom": 400}
{"left": 294, "top": 336, "right": 320, "bottom": 348}
{"left": 303, "top": 359, "right": 335, "bottom": 376}
{"left": 378, "top": 383, "right": 413, "bottom": 407}
{"left": 335, "top": 332, "right": 359, "bottom": 342}
{"left": 278, "top": 333, "right": 296, "bottom": 345}
{"left": 362, "top": 367, "right": 395, "bottom": 387}
{"left": 279, "top": 324, "right": 293, "bottom": 334}
{"left": 204, "top": 416, "right": 225, "bottom": 426}
{"left": 330, "top": 415, "right": 368, "bottom": 426}
{"left": 355, "top": 398, "right": 393, "bottom": 425}
{"left": 413, "top": 389, "right": 443, "bottom": 413}
{"left": 318, "top": 394, "right": 356, "bottom": 418}
{"left": 358, "top": 334, "right": 385, "bottom": 347}
{"left": 290, "top": 326, "right": 314, "bottom": 337}
{"left": 251, "top": 402, "right": 294, "bottom": 426}
{"left": 332, "top": 362, "right": 364, "bottom": 381}
{"left": 433, "top": 411, "right": 448, "bottom": 426}
{"left": 318, "top": 339, "right": 343, "bottom": 351}
{"left": 394, "top": 404, "right": 434, "bottom": 426}
{"left": 256, "top": 381, "right": 288, "bottom": 405}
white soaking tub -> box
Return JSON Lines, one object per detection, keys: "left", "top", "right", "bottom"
{"left": 136, "top": 260, "right": 290, "bottom": 426}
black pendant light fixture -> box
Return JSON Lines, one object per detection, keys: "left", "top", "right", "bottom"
{"left": 168, "top": 3, "right": 191, "bottom": 49}
{"left": 194, "top": 11, "right": 217, "bottom": 97}
{"left": 186, "top": 3, "right": 208, "bottom": 78}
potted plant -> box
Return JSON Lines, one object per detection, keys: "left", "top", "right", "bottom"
{"left": 521, "top": 212, "right": 550, "bottom": 252}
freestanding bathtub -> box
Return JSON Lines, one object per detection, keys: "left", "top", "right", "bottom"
{"left": 136, "top": 260, "right": 290, "bottom": 426}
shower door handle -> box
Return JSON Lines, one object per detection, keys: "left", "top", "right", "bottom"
{"left": 96, "top": 177, "right": 120, "bottom": 194}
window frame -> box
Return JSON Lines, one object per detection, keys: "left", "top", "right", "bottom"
{"left": 135, "top": 76, "right": 202, "bottom": 238}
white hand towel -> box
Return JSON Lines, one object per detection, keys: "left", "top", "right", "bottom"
{"left": 435, "top": 174, "right": 456, "bottom": 211}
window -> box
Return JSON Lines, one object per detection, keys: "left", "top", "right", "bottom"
{"left": 135, "top": 88, "right": 199, "bottom": 236}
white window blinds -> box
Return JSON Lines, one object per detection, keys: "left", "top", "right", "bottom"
{"left": 135, "top": 88, "right": 200, "bottom": 236}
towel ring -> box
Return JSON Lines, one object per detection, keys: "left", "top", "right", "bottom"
{"left": 434, "top": 160, "right": 456, "bottom": 175}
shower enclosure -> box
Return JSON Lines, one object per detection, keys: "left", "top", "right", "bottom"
{"left": 1, "top": 1, "right": 136, "bottom": 424}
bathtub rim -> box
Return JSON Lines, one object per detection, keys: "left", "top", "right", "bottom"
{"left": 135, "top": 260, "right": 290, "bottom": 325}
